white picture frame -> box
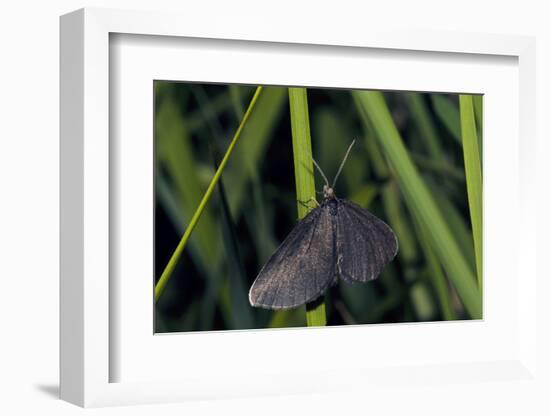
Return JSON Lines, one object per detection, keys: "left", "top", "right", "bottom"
{"left": 60, "top": 7, "right": 538, "bottom": 408}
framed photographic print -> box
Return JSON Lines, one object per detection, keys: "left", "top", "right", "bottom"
{"left": 60, "top": 7, "right": 538, "bottom": 408}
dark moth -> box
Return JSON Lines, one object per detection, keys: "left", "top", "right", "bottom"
{"left": 249, "top": 140, "right": 398, "bottom": 310}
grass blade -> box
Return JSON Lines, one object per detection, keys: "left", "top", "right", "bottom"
{"left": 268, "top": 308, "right": 306, "bottom": 328}
{"left": 459, "top": 95, "right": 483, "bottom": 291}
{"left": 381, "top": 181, "right": 418, "bottom": 264}
{"left": 431, "top": 95, "right": 461, "bottom": 143}
{"left": 156, "top": 174, "right": 185, "bottom": 234}
{"left": 227, "top": 87, "right": 287, "bottom": 215}
{"left": 288, "top": 87, "right": 327, "bottom": 326}
{"left": 156, "top": 98, "right": 219, "bottom": 267}
{"left": 156, "top": 97, "right": 222, "bottom": 327}
{"left": 427, "top": 180, "right": 476, "bottom": 270}
{"left": 229, "top": 84, "right": 245, "bottom": 120}
{"left": 185, "top": 88, "right": 249, "bottom": 133}
{"left": 314, "top": 108, "right": 367, "bottom": 192}
{"left": 410, "top": 215, "right": 456, "bottom": 320}
{"left": 411, "top": 152, "right": 465, "bottom": 182}
{"left": 349, "top": 185, "right": 378, "bottom": 209}
{"left": 473, "top": 95, "right": 483, "bottom": 159}
{"left": 353, "top": 90, "right": 481, "bottom": 318}
{"left": 155, "top": 86, "right": 264, "bottom": 302}
{"left": 362, "top": 126, "right": 389, "bottom": 179}
{"left": 217, "top": 170, "right": 255, "bottom": 328}
{"left": 405, "top": 92, "right": 443, "bottom": 159}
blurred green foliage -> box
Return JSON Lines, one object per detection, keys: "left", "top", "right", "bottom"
{"left": 154, "top": 82, "right": 482, "bottom": 332}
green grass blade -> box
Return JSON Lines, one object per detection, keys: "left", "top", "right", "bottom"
{"left": 431, "top": 95, "right": 461, "bottom": 143}
{"left": 362, "top": 128, "right": 389, "bottom": 179}
{"left": 185, "top": 88, "right": 248, "bottom": 133}
{"left": 411, "top": 215, "right": 456, "bottom": 320}
{"left": 473, "top": 95, "right": 483, "bottom": 158}
{"left": 217, "top": 172, "right": 255, "bottom": 328}
{"left": 156, "top": 95, "right": 223, "bottom": 328}
{"left": 227, "top": 87, "right": 285, "bottom": 265}
{"left": 156, "top": 98, "right": 219, "bottom": 267}
{"left": 411, "top": 152, "right": 465, "bottom": 182}
{"left": 227, "top": 87, "right": 287, "bottom": 215}
{"left": 353, "top": 90, "right": 481, "bottom": 318}
{"left": 306, "top": 298, "right": 326, "bottom": 326}
{"left": 155, "top": 86, "right": 264, "bottom": 303}
{"left": 381, "top": 181, "right": 418, "bottom": 264}
{"left": 410, "top": 281, "right": 435, "bottom": 321}
{"left": 473, "top": 95, "right": 483, "bottom": 128}
{"left": 349, "top": 184, "right": 378, "bottom": 209}
{"left": 268, "top": 308, "right": 306, "bottom": 328}
{"left": 459, "top": 95, "right": 483, "bottom": 291}
{"left": 314, "top": 107, "right": 367, "bottom": 192}
{"left": 156, "top": 174, "right": 185, "bottom": 234}
{"left": 406, "top": 92, "right": 444, "bottom": 159}
{"left": 427, "top": 180, "right": 476, "bottom": 270}
{"left": 288, "top": 87, "right": 327, "bottom": 326}
{"left": 229, "top": 84, "right": 245, "bottom": 120}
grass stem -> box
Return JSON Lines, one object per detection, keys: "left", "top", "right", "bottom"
{"left": 288, "top": 87, "right": 327, "bottom": 326}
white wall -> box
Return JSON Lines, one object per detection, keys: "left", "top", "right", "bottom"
{"left": 1, "top": 1, "right": 548, "bottom": 414}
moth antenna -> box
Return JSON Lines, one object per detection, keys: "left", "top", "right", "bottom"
{"left": 332, "top": 139, "right": 356, "bottom": 189}
{"left": 312, "top": 157, "right": 330, "bottom": 187}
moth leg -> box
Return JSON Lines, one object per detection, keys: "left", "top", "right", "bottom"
{"left": 297, "top": 197, "right": 319, "bottom": 209}
{"left": 309, "top": 197, "right": 320, "bottom": 207}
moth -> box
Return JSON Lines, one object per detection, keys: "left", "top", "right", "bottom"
{"left": 249, "top": 140, "right": 398, "bottom": 310}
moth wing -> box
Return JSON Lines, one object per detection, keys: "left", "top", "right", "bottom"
{"left": 336, "top": 199, "right": 398, "bottom": 283}
{"left": 249, "top": 205, "right": 336, "bottom": 310}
